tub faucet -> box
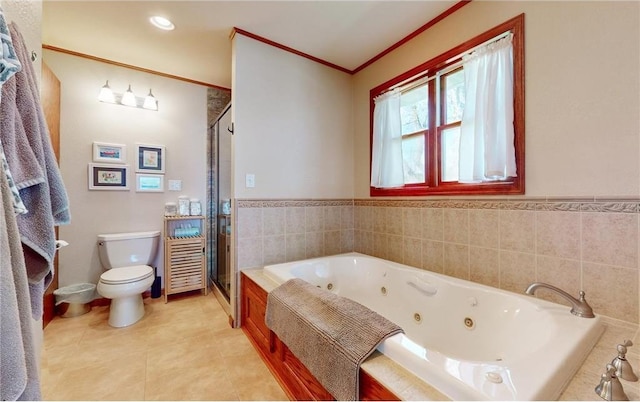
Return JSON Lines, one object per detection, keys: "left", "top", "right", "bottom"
{"left": 525, "top": 282, "right": 595, "bottom": 318}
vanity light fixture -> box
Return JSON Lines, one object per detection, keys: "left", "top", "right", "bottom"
{"left": 149, "top": 16, "right": 175, "bottom": 31}
{"left": 98, "top": 82, "right": 159, "bottom": 111}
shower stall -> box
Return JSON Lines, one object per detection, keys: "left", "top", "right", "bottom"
{"left": 207, "top": 102, "right": 232, "bottom": 310}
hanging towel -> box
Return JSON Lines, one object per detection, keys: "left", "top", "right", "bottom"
{"left": 0, "top": 22, "right": 71, "bottom": 319}
{"left": 0, "top": 167, "right": 42, "bottom": 401}
{"left": 0, "top": 9, "right": 27, "bottom": 215}
{"left": 0, "top": 138, "right": 27, "bottom": 214}
{"left": 0, "top": 5, "right": 21, "bottom": 88}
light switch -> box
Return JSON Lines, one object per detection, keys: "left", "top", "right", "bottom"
{"left": 245, "top": 174, "right": 255, "bottom": 188}
{"left": 168, "top": 180, "right": 182, "bottom": 191}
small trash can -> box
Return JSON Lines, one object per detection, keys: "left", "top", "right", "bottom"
{"left": 53, "top": 283, "right": 97, "bottom": 318}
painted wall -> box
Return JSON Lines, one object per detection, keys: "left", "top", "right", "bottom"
{"left": 230, "top": 33, "right": 355, "bottom": 322}
{"left": 43, "top": 50, "right": 208, "bottom": 288}
{"left": 353, "top": 1, "right": 640, "bottom": 198}
{"left": 232, "top": 33, "right": 354, "bottom": 200}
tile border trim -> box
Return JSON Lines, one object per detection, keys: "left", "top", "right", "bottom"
{"left": 236, "top": 199, "right": 353, "bottom": 208}
{"left": 353, "top": 199, "right": 639, "bottom": 213}
{"left": 235, "top": 198, "right": 640, "bottom": 213}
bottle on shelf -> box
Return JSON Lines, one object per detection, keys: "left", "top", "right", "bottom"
{"left": 178, "top": 196, "right": 190, "bottom": 216}
{"left": 190, "top": 198, "right": 201, "bottom": 216}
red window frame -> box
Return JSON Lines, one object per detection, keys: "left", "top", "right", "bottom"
{"left": 370, "top": 14, "right": 525, "bottom": 197}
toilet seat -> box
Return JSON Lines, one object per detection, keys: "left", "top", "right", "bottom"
{"left": 100, "top": 265, "right": 154, "bottom": 285}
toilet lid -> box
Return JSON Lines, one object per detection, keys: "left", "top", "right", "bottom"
{"left": 100, "top": 265, "right": 154, "bottom": 285}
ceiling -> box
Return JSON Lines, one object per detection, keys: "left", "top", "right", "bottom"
{"left": 42, "top": 1, "right": 459, "bottom": 89}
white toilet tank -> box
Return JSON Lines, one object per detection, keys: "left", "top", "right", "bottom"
{"left": 97, "top": 231, "right": 160, "bottom": 269}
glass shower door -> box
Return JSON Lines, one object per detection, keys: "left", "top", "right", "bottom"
{"left": 208, "top": 103, "right": 232, "bottom": 302}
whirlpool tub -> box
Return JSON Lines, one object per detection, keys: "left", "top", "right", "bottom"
{"left": 263, "top": 252, "right": 603, "bottom": 400}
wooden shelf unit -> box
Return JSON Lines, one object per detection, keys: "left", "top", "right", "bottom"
{"left": 164, "top": 215, "right": 207, "bottom": 303}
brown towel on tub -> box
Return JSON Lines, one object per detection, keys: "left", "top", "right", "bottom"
{"left": 265, "top": 278, "right": 403, "bottom": 401}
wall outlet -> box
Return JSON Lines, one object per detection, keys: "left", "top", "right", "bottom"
{"left": 245, "top": 173, "right": 255, "bottom": 188}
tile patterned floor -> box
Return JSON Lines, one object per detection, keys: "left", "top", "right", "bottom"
{"left": 40, "top": 292, "right": 288, "bottom": 401}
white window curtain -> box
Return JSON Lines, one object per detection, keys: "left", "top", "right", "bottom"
{"left": 459, "top": 34, "right": 516, "bottom": 182}
{"left": 371, "top": 89, "right": 404, "bottom": 188}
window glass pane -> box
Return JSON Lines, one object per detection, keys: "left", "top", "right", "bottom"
{"left": 402, "top": 135, "right": 425, "bottom": 184}
{"left": 444, "top": 69, "right": 465, "bottom": 124}
{"left": 441, "top": 126, "right": 460, "bottom": 182}
{"left": 400, "top": 84, "right": 428, "bottom": 135}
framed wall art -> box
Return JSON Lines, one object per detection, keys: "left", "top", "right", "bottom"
{"left": 88, "top": 163, "right": 129, "bottom": 190}
{"left": 92, "top": 142, "right": 126, "bottom": 163}
{"left": 136, "top": 174, "right": 164, "bottom": 192}
{"left": 136, "top": 144, "right": 165, "bottom": 173}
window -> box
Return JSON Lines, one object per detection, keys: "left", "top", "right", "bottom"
{"left": 370, "top": 14, "right": 524, "bottom": 196}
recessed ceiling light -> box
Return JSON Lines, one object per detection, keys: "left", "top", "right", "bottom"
{"left": 150, "top": 16, "right": 175, "bottom": 31}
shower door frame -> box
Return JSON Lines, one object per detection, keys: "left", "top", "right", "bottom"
{"left": 207, "top": 102, "right": 232, "bottom": 308}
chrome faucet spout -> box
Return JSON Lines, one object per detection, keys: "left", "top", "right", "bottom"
{"left": 525, "top": 282, "right": 595, "bottom": 318}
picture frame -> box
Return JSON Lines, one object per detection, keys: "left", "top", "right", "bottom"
{"left": 88, "top": 163, "right": 129, "bottom": 190}
{"left": 136, "top": 174, "right": 164, "bottom": 192}
{"left": 136, "top": 144, "right": 165, "bottom": 173}
{"left": 92, "top": 142, "right": 126, "bottom": 163}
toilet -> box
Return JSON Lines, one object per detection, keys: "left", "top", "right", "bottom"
{"left": 96, "top": 231, "right": 160, "bottom": 327}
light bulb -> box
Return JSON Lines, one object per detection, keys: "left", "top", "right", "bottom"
{"left": 121, "top": 84, "right": 137, "bottom": 107}
{"left": 98, "top": 80, "right": 115, "bottom": 103}
{"left": 143, "top": 89, "right": 158, "bottom": 111}
{"left": 150, "top": 16, "right": 175, "bottom": 31}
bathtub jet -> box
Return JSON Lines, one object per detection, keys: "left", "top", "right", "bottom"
{"left": 264, "top": 253, "right": 604, "bottom": 401}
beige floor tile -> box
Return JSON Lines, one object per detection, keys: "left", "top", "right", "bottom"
{"left": 234, "top": 378, "right": 289, "bottom": 401}
{"left": 214, "top": 330, "right": 258, "bottom": 358}
{"left": 223, "top": 353, "right": 289, "bottom": 400}
{"left": 42, "top": 320, "right": 88, "bottom": 349}
{"left": 145, "top": 365, "right": 239, "bottom": 401}
{"left": 50, "top": 350, "right": 147, "bottom": 400}
{"left": 40, "top": 366, "right": 62, "bottom": 400}
{"left": 41, "top": 292, "right": 287, "bottom": 401}
{"left": 146, "top": 340, "right": 223, "bottom": 379}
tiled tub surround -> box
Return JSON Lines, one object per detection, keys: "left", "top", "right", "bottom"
{"left": 236, "top": 197, "right": 640, "bottom": 400}
{"left": 235, "top": 199, "right": 354, "bottom": 269}
{"left": 236, "top": 197, "right": 640, "bottom": 323}
{"left": 353, "top": 198, "right": 640, "bottom": 325}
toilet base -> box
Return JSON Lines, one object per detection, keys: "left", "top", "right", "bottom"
{"left": 108, "top": 294, "right": 145, "bottom": 327}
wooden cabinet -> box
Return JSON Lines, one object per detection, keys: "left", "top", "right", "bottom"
{"left": 240, "top": 272, "right": 399, "bottom": 401}
{"left": 242, "top": 273, "right": 270, "bottom": 352}
{"left": 164, "top": 216, "right": 207, "bottom": 303}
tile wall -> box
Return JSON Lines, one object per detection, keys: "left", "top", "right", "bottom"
{"left": 235, "top": 200, "right": 355, "bottom": 269}
{"left": 235, "top": 197, "right": 639, "bottom": 325}
{"left": 353, "top": 198, "right": 639, "bottom": 324}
